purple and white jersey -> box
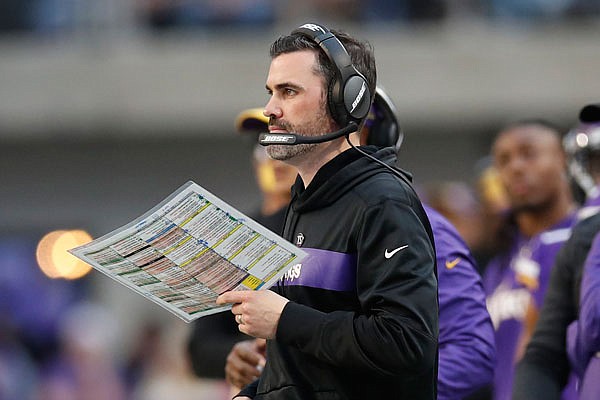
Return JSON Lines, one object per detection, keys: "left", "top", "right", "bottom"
{"left": 425, "top": 206, "right": 495, "bottom": 400}
{"left": 484, "top": 214, "right": 575, "bottom": 400}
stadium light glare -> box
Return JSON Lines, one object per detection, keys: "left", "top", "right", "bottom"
{"left": 36, "top": 229, "right": 93, "bottom": 280}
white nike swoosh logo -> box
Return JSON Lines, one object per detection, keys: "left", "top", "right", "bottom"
{"left": 384, "top": 245, "right": 409, "bottom": 259}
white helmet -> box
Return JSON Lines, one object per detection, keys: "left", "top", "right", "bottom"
{"left": 563, "top": 104, "right": 600, "bottom": 199}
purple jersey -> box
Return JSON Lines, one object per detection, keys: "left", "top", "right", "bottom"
{"left": 577, "top": 357, "right": 600, "bottom": 400}
{"left": 484, "top": 214, "right": 575, "bottom": 400}
{"left": 424, "top": 206, "right": 495, "bottom": 400}
{"left": 566, "top": 231, "right": 600, "bottom": 399}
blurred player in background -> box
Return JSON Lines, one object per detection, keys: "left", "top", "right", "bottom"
{"left": 513, "top": 103, "right": 600, "bottom": 400}
{"left": 483, "top": 119, "right": 578, "bottom": 400}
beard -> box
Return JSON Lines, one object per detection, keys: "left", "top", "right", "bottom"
{"left": 510, "top": 193, "right": 555, "bottom": 216}
{"left": 266, "top": 107, "right": 338, "bottom": 162}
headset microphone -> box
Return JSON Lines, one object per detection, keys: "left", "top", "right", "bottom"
{"left": 258, "top": 122, "right": 358, "bottom": 146}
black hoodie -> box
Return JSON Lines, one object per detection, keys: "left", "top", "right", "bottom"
{"left": 239, "top": 146, "right": 439, "bottom": 400}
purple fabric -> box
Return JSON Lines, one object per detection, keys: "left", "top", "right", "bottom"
{"left": 584, "top": 189, "right": 600, "bottom": 208}
{"left": 579, "top": 233, "right": 600, "bottom": 358}
{"left": 281, "top": 248, "right": 357, "bottom": 292}
{"left": 567, "top": 231, "right": 600, "bottom": 392}
{"left": 579, "top": 356, "right": 600, "bottom": 400}
{"left": 567, "top": 320, "right": 585, "bottom": 377}
{"left": 425, "top": 206, "right": 495, "bottom": 399}
{"left": 562, "top": 374, "right": 580, "bottom": 400}
{"left": 483, "top": 215, "right": 576, "bottom": 400}
{"left": 0, "top": 237, "right": 83, "bottom": 347}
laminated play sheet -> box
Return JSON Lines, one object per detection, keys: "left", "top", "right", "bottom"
{"left": 69, "top": 181, "right": 306, "bottom": 322}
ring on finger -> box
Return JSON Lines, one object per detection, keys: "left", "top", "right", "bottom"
{"left": 236, "top": 314, "right": 243, "bottom": 324}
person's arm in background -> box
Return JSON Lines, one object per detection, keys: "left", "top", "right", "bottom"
{"left": 187, "top": 312, "right": 250, "bottom": 379}
{"left": 567, "top": 232, "right": 600, "bottom": 377}
{"left": 427, "top": 207, "right": 496, "bottom": 399}
{"left": 512, "top": 216, "right": 598, "bottom": 400}
{"left": 225, "top": 339, "right": 266, "bottom": 391}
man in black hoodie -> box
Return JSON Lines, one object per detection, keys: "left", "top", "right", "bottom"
{"left": 217, "top": 22, "right": 439, "bottom": 400}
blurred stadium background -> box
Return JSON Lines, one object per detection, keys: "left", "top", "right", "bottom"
{"left": 1, "top": 1, "right": 599, "bottom": 399}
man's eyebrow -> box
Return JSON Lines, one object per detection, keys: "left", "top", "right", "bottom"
{"left": 266, "top": 82, "right": 304, "bottom": 92}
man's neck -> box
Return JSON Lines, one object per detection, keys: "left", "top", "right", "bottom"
{"left": 292, "top": 134, "right": 358, "bottom": 187}
{"left": 515, "top": 193, "right": 575, "bottom": 237}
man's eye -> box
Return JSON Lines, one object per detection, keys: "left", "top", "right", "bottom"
{"left": 495, "top": 154, "right": 509, "bottom": 169}
{"left": 285, "top": 88, "right": 296, "bottom": 96}
{"left": 521, "top": 147, "right": 538, "bottom": 160}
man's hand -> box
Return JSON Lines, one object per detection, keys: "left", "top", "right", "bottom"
{"left": 226, "top": 338, "right": 266, "bottom": 390}
{"left": 216, "top": 290, "right": 289, "bottom": 339}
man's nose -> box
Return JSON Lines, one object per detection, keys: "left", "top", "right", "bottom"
{"left": 506, "top": 156, "right": 528, "bottom": 175}
{"left": 264, "top": 97, "right": 282, "bottom": 120}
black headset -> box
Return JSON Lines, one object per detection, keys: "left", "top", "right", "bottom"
{"left": 367, "top": 86, "right": 404, "bottom": 151}
{"left": 291, "top": 23, "right": 372, "bottom": 128}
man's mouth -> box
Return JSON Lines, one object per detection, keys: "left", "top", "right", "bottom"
{"left": 509, "top": 182, "right": 531, "bottom": 196}
{"left": 268, "top": 126, "right": 288, "bottom": 133}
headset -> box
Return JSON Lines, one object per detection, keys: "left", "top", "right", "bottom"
{"left": 259, "top": 22, "right": 372, "bottom": 146}
{"left": 366, "top": 86, "right": 404, "bottom": 151}
{"left": 563, "top": 103, "right": 600, "bottom": 199}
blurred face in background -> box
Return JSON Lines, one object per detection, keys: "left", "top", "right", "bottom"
{"left": 493, "top": 124, "right": 566, "bottom": 213}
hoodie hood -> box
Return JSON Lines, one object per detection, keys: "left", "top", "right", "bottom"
{"left": 291, "top": 146, "right": 409, "bottom": 213}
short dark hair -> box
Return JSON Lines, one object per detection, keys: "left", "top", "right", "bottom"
{"left": 495, "top": 118, "right": 564, "bottom": 147}
{"left": 500, "top": 118, "right": 562, "bottom": 136}
{"left": 269, "top": 29, "right": 377, "bottom": 121}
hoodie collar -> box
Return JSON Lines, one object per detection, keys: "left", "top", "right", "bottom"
{"left": 290, "top": 146, "right": 400, "bottom": 212}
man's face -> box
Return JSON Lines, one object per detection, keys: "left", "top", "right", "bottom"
{"left": 263, "top": 50, "right": 337, "bottom": 161}
{"left": 492, "top": 125, "right": 566, "bottom": 212}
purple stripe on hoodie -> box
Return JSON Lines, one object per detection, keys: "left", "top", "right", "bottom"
{"left": 280, "top": 248, "right": 357, "bottom": 292}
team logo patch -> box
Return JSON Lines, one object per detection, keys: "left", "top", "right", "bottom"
{"left": 513, "top": 255, "right": 540, "bottom": 290}
{"left": 296, "top": 232, "right": 305, "bottom": 247}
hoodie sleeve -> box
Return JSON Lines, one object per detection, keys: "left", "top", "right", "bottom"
{"left": 235, "top": 379, "right": 258, "bottom": 399}
{"left": 277, "top": 198, "right": 438, "bottom": 376}
{"left": 431, "top": 215, "right": 496, "bottom": 400}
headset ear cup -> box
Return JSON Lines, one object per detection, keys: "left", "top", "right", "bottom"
{"left": 343, "top": 75, "right": 370, "bottom": 121}
{"left": 367, "top": 118, "right": 399, "bottom": 148}
{"left": 328, "top": 78, "right": 343, "bottom": 126}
